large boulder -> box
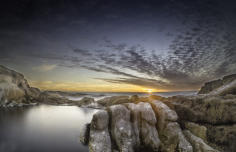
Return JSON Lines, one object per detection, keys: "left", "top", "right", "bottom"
{"left": 89, "top": 110, "right": 111, "bottom": 152}
{"left": 138, "top": 102, "right": 160, "bottom": 151}
{"left": 125, "top": 102, "right": 161, "bottom": 151}
{"left": 108, "top": 105, "right": 134, "bottom": 152}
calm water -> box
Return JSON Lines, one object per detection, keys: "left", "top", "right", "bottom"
{"left": 0, "top": 105, "right": 98, "bottom": 152}
{"left": 0, "top": 91, "right": 196, "bottom": 152}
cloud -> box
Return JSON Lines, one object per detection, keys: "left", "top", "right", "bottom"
{"left": 33, "top": 64, "right": 57, "bottom": 72}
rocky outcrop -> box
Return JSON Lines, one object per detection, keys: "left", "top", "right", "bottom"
{"left": 82, "top": 100, "right": 196, "bottom": 152}
{"left": 82, "top": 90, "right": 236, "bottom": 152}
{"left": 164, "top": 93, "right": 236, "bottom": 152}
{"left": 0, "top": 65, "right": 40, "bottom": 107}
{"left": 198, "top": 74, "right": 236, "bottom": 95}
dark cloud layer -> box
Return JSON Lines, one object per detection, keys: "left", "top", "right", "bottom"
{"left": 1, "top": 0, "right": 236, "bottom": 91}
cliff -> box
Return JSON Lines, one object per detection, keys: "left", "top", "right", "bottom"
{"left": 198, "top": 74, "right": 236, "bottom": 95}
{"left": 0, "top": 65, "right": 41, "bottom": 107}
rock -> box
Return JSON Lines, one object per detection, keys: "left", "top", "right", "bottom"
{"left": 138, "top": 102, "right": 160, "bottom": 151}
{"left": 0, "top": 82, "right": 25, "bottom": 102}
{"left": 198, "top": 79, "right": 223, "bottom": 94}
{"left": 82, "top": 75, "right": 236, "bottom": 152}
{"left": 97, "top": 96, "right": 131, "bottom": 107}
{"left": 89, "top": 110, "right": 111, "bottom": 152}
{"left": 0, "top": 65, "right": 41, "bottom": 107}
{"left": 38, "top": 91, "right": 70, "bottom": 105}
{"left": 80, "top": 123, "right": 90, "bottom": 145}
{"left": 184, "top": 130, "right": 219, "bottom": 152}
{"left": 206, "top": 124, "right": 236, "bottom": 152}
{"left": 149, "top": 100, "right": 178, "bottom": 131}
{"left": 209, "top": 80, "right": 236, "bottom": 96}
{"left": 125, "top": 103, "right": 141, "bottom": 149}
{"left": 198, "top": 74, "right": 236, "bottom": 95}
{"left": 108, "top": 105, "right": 133, "bottom": 152}
{"left": 184, "top": 122, "right": 207, "bottom": 142}
{"left": 160, "top": 122, "right": 193, "bottom": 152}
{"left": 125, "top": 102, "right": 161, "bottom": 151}
{"left": 170, "top": 95, "right": 236, "bottom": 125}
{"left": 77, "top": 97, "right": 95, "bottom": 106}
{"left": 129, "top": 95, "right": 139, "bottom": 103}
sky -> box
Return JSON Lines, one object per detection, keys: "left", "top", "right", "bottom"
{"left": 0, "top": 0, "right": 236, "bottom": 92}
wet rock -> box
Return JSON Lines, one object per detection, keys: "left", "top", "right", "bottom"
{"left": 184, "top": 130, "right": 219, "bottom": 152}
{"left": 89, "top": 110, "right": 111, "bottom": 152}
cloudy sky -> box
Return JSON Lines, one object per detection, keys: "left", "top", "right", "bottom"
{"left": 0, "top": 0, "right": 236, "bottom": 92}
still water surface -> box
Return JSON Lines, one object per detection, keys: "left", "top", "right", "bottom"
{"left": 0, "top": 105, "right": 98, "bottom": 152}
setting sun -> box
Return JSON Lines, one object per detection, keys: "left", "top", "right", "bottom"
{"left": 144, "top": 88, "right": 153, "bottom": 93}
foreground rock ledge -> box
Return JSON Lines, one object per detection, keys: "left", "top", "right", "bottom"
{"left": 81, "top": 100, "right": 221, "bottom": 152}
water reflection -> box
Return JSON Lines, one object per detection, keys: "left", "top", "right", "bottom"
{"left": 0, "top": 105, "right": 98, "bottom": 152}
